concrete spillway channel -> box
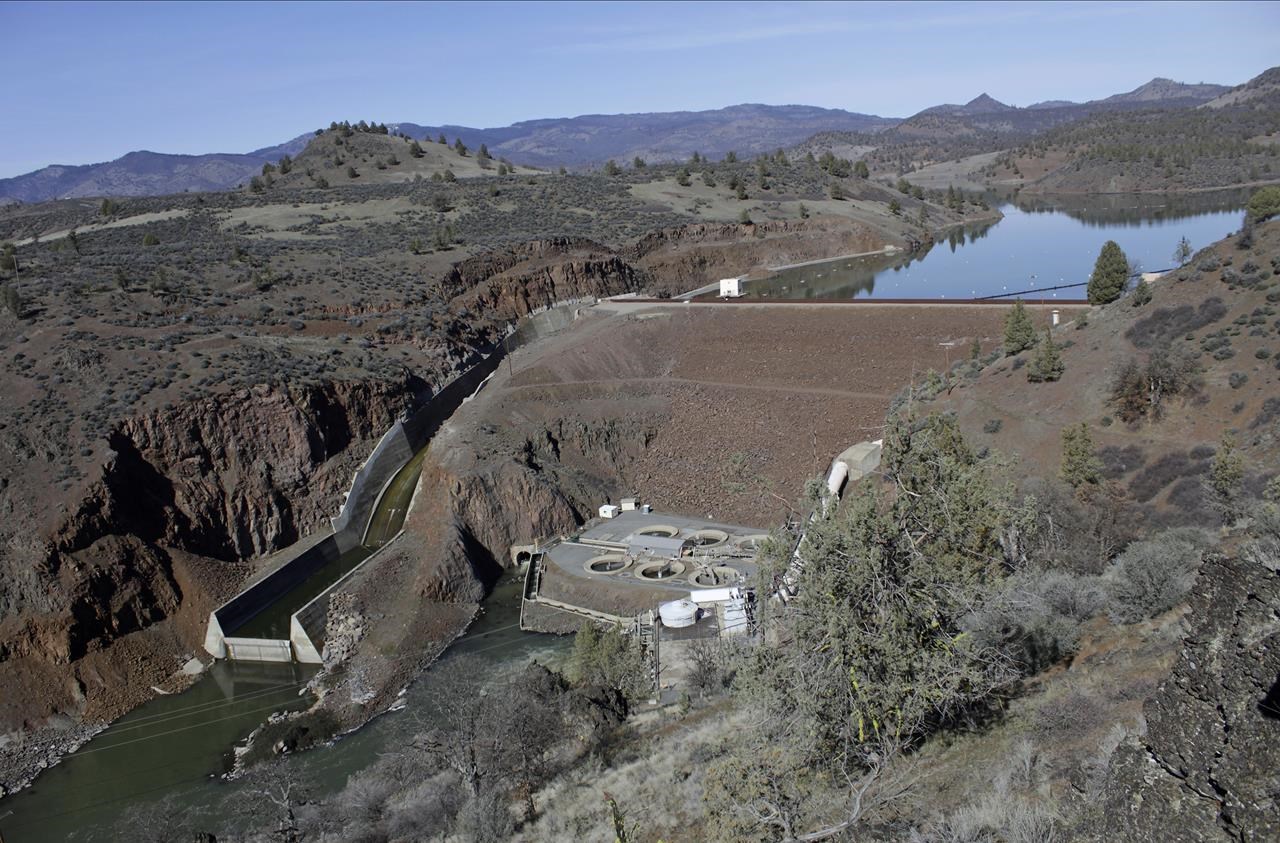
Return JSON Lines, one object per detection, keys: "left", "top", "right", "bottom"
{"left": 203, "top": 300, "right": 590, "bottom": 664}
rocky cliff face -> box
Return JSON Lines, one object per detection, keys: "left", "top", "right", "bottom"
{"left": 1088, "top": 554, "right": 1280, "bottom": 840}
{"left": 0, "top": 375, "right": 424, "bottom": 731}
{"left": 442, "top": 237, "right": 643, "bottom": 324}
{"left": 55, "top": 377, "right": 424, "bottom": 563}
{"left": 627, "top": 217, "right": 897, "bottom": 293}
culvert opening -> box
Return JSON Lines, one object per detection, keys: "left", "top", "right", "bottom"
{"left": 635, "top": 525, "right": 679, "bottom": 538}
{"left": 636, "top": 560, "right": 686, "bottom": 580}
{"left": 692, "top": 566, "right": 740, "bottom": 588}
{"left": 585, "top": 554, "right": 629, "bottom": 574}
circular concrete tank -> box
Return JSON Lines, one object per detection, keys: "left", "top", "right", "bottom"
{"left": 691, "top": 566, "right": 740, "bottom": 588}
{"left": 689, "top": 529, "right": 729, "bottom": 547}
{"left": 636, "top": 560, "right": 686, "bottom": 580}
{"left": 734, "top": 534, "right": 769, "bottom": 551}
{"left": 636, "top": 525, "right": 679, "bottom": 538}
{"left": 585, "top": 554, "right": 629, "bottom": 574}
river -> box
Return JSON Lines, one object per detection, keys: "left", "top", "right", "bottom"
{"left": 0, "top": 188, "right": 1251, "bottom": 840}
{"left": 732, "top": 189, "right": 1248, "bottom": 301}
{"left": 0, "top": 578, "right": 567, "bottom": 841}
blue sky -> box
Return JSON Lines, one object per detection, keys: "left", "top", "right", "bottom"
{"left": 1, "top": 0, "right": 1277, "bottom": 178}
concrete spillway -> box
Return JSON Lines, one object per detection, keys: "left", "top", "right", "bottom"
{"left": 204, "top": 300, "right": 591, "bottom": 663}
{"left": 230, "top": 445, "right": 429, "bottom": 641}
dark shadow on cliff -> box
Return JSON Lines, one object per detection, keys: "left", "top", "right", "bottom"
{"left": 459, "top": 524, "right": 506, "bottom": 592}
{"left": 1260, "top": 675, "right": 1280, "bottom": 720}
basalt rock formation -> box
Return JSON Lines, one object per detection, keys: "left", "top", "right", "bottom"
{"left": 627, "top": 216, "right": 900, "bottom": 294}
{"left": 0, "top": 375, "right": 424, "bottom": 735}
{"left": 1087, "top": 553, "right": 1280, "bottom": 840}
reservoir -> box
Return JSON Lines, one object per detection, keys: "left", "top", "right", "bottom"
{"left": 735, "top": 190, "right": 1247, "bottom": 301}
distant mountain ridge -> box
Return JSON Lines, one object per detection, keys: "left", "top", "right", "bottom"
{"left": 387, "top": 103, "right": 897, "bottom": 169}
{"left": 0, "top": 135, "right": 312, "bottom": 204}
{"left": 0, "top": 75, "right": 1247, "bottom": 203}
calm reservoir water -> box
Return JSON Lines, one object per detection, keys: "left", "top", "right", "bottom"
{"left": 735, "top": 191, "right": 1246, "bottom": 301}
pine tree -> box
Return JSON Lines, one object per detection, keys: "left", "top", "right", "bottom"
{"left": 632, "top": 156, "right": 646, "bottom": 169}
{"left": 1087, "top": 240, "right": 1129, "bottom": 305}
{"left": 1027, "top": 328, "right": 1064, "bottom": 382}
{"left": 1060, "top": 423, "right": 1102, "bottom": 489}
{"left": 408, "top": 140, "right": 424, "bottom": 158}
{"left": 603, "top": 160, "right": 621, "bottom": 176}
{"left": 854, "top": 159, "right": 869, "bottom": 179}
{"left": 724, "top": 151, "right": 737, "bottom": 163}
{"left": 1002, "top": 299, "right": 1037, "bottom": 355}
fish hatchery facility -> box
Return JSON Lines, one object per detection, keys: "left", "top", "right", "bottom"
{"left": 517, "top": 506, "right": 768, "bottom": 641}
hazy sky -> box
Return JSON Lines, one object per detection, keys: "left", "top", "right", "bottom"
{"left": 2, "top": 0, "right": 1278, "bottom": 178}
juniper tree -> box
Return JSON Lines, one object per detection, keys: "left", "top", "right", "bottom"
{"left": 1173, "top": 236, "right": 1193, "bottom": 266}
{"left": 1060, "top": 422, "right": 1102, "bottom": 489}
{"left": 1130, "top": 279, "right": 1153, "bottom": 307}
{"left": 854, "top": 159, "right": 869, "bottom": 179}
{"left": 675, "top": 167, "right": 691, "bottom": 187}
{"left": 709, "top": 412, "right": 1017, "bottom": 839}
{"left": 1027, "top": 328, "right": 1064, "bottom": 382}
{"left": 1208, "top": 433, "right": 1244, "bottom": 520}
{"left": 1087, "top": 240, "right": 1129, "bottom": 305}
{"left": 603, "top": 159, "right": 621, "bottom": 176}
{"left": 1003, "top": 298, "right": 1037, "bottom": 355}
{"left": 1, "top": 285, "right": 22, "bottom": 318}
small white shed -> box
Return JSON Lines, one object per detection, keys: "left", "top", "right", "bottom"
{"left": 719, "top": 276, "right": 745, "bottom": 298}
{"left": 620, "top": 497, "right": 639, "bottom": 511}
{"left": 599, "top": 504, "right": 620, "bottom": 519}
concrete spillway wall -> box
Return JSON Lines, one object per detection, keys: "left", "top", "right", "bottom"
{"left": 204, "top": 301, "right": 589, "bottom": 662}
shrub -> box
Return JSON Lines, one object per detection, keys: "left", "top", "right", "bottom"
{"left": 1106, "top": 529, "right": 1210, "bottom": 624}
{"left": 983, "top": 418, "right": 1003, "bottom": 434}
{"left": 1229, "top": 371, "right": 1248, "bottom": 389}
{"left": 1109, "top": 348, "right": 1200, "bottom": 423}
{"left": 1125, "top": 297, "right": 1227, "bottom": 349}
{"left": 966, "top": 570, "right": 1106, "bottom": 673}
{"left": 1128, "top": 451, "right": 1206, "bottom": 502}
{"left": 1097, "top": 444, "right": 1146, "bottom": 479}
{"left": 1246, "top": 184, "right": 1280, "bottom": 223}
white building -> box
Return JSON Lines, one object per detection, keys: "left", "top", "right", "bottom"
{"left": 719, "top": 276, "right": 745, "bottom": 298}
{"left": 599, "top": 504, "right": 620, "bottom": 519}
